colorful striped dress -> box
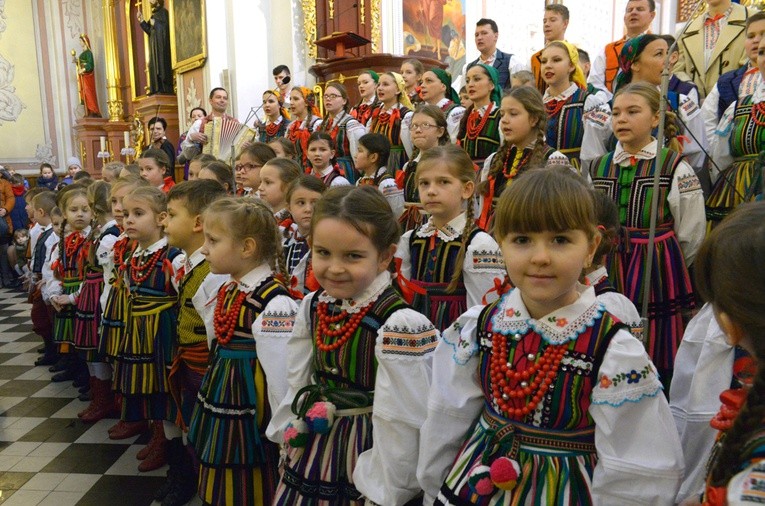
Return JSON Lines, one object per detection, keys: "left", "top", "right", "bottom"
{"left": 319, "top": 111, "right": 365, "bottom": 184}
{"left": 544, "top": 83, "right": 602, "bottom": 171}
{"left": 706, "top": 88, "right": 765, "bottom": 227}
{"left": 457, "top": 102, "right": 501, "bottom": 166}
{"left": 269, "top": 271, "right": 439, "bottom": 505}
{"left": 590, "top": 141, "right": 706, "bottom": 381}
{"left": 99, "top": 235, "right": 134, "bottom": 361}
{"left": 51, "top": 229, "right": 91, "bottom": 351}
{"left": 188, "top": 265, "right": 297, "bottom": 506}
{"left": 288, "top": 115, "right": 321, "bottom": 172}
{"left": 367, "top": 103, "right": 413, "bottom": 174}
{"left": 73, "top": 223, "right": 120, "bottom": 362}
{"left": 350, "top": 97, "right": 378, "bottom": 127}
{"left": 418, "top": 286, "right": 684, "bottom": 505}
{"left": 113, "top": 238, "right": 182, "bottom": 422}
{"left": 256, "top": 115, "right": 290, "bottom": 144}
{"left": 395, "top": 213, "right": 505, "bottom": 332}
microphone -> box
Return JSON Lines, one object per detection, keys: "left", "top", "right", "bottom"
{"left": 282, "top": 75, "right": 291, "bottom": 85}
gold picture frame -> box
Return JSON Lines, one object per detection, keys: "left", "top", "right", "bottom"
{"left": 168, "top": 0, "right": 207, "bottom": 73}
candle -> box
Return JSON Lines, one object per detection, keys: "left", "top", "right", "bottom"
{"left": 100, "top": 136, "right": 106, "bottom": 152}
{"left": 123, "top": 131, "right": 130, "bottom": 147}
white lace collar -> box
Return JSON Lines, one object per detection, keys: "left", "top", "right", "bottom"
{"left": 133, "top": 236, "right": 167, "bottom": 257}
{"left": 318, "top": 270, "right": 390, "bottom": 313}
{"left": 235, "top": 263, "right": 274, "bottom": 292}
{"left": 543, "top": 82, "right": 578, "bottom": 103}
{"left": 585, "top": 266, "right": 609, "bottom": 286}
{"left": 613, "top": 138, "right": 658, "bottom": 166}
{"left": 267, "top": 115, "right": 284, "bottom": 126}
{"left": 415, "top": 212, "right": 467, "bottom": 241}
{"left": 490, "top": 284, "right": 604, "bottom": 345}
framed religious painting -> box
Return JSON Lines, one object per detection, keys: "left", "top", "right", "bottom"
{"left": 168, "top": 0, "right": 207, "bottom": 72}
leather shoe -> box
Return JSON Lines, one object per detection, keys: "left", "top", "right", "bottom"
{"left": 35, "top": 354, "right": 57, "bottom": 367}
{"left": 51, "top": 370, "right": 73, "bottom": 382}
{"left": 109, "top": 420, "right": 149, "bottom": 440}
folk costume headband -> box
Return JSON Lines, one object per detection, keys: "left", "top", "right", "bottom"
{"left": 387, "top": 72, "right": 415, "bottom": 110}
{"left": 363, "top": 70, "right": 380, "bottom": 83}
{"left": 264, "top": 88, "right": 291, "bottom": 119}
{"left": 294, "top": 86, "right": 321, "bottom": 117}
{"left": 614, "top": 34, "right": 660, "bottom": 93}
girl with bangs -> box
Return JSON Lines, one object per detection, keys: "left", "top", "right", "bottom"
{"left": 418, "top": 167, "right": 683, "bottom": 505}
{"left": 255, "top": 89, "right": 291, "bottom": 144}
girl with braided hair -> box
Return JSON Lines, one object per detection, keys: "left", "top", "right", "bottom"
{"left": 589, "top": 82, "right": 706, "bottom": 384}
{"left": 477, "top": 86, "right": 567, "bottom": 230}
{"left": 367, "top": 71, "right": 415, "bottom": 175}
{"left": 694, "top": 202, "right": 765, "bottom": 506}
{"left": 395, "top": 145, "right": 504, "bottom": 332}
{"left": 287, "top": 87, "right": 322, "bottom": 171}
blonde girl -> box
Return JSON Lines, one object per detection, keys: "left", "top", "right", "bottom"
{"left": 187, "top": 197, "right": 298, "bottom": 506}
{"left": 258, "top": 157, "right": 301, "bottom": 226}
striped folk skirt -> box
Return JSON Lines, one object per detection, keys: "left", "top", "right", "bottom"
{"left": 436, "top": 409, "right": 597, "bottom": 506}
{"left": 410, "top": 280, "right": 467, "bottom": 333}
{"left": 99, "top": 282, "right": 129, "bottom": 361}
{"left": 188, "top": 346, "right": 278, "bottom": 506}
{"left": 73, "top": 270, "right": 105, "bottom": 362}
{"left": 705, "top": 154, "right": 760, "bottom": 228}
{"left": 53, "top": 277, "right": 83, "bottom": 349}
{"left": 168, "top": 341, "right": 210, "bottom": 430}
{"left": 114, "top": 294, "right": 177, "bottom": 422}
{"left": 274, "top": 407, "right": 373, "bottom": 506}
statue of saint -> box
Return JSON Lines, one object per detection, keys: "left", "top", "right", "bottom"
{"left": 73, "top": 34, "right": 101, "bottom": 117}
{"left": 137, "top": 0, "right": 174, "bottom": 95}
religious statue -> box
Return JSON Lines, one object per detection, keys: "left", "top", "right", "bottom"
{"left": 137, "top": 0, "right": 174, "bottom": 95}
{"left": 72, "top": 34, "right": 101, "bottom": 117}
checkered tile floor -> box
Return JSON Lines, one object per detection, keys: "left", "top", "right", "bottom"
{"left": 0, "top": 288, "right": 202, "bottom": 505}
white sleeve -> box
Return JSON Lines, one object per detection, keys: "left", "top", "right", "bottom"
{"left": 181, "top": 118, "right": 203, "bottom": 150}
{"left": 394, "top": 230, "right": 413, "bottom": 280}
{"left": 354, "top": 309, "right": 439, "bottom": 505}
{"left": 709, "top": 101, "right": 736, "bottom": 184}
{"left": 253, "top": 294, "right": 299, "bottom": 415}
{"left": 265, "top": 294, "right": 316, "bottom": 444}
{"left": 726, "top": 461, "right": 765, "bottom": 505}
{"left": 345, "top": 118, "right": 365, "bottom": 158}
{"left": 447, "top": 106, "right": 466, "bottom": 144}
{"left": 667, "top": 159, "right": 706, "bottom": 266}
{"left": 508, "top": 53, "right": 530, "bottom": 74}
{"left": 701, "top": 85, "right": 721, "bottom": 143}
{"left": 417, "top": 306, "right": 485, "bottom": 504}
{"left": 401, "top": 110, "right": 414, "bottom": 159}
{"left": 463, "top": 231, "right": 505, "bottom": 307}
{"left": 330, "top": 175, "right": 351, "bottom": 187}
{"left": 581, "top": 103, "right": 613, "bottom": 164}
{"left": 677, "top": 93, "right": 707, "bottom": 170}
{"left": 192, "top": 273, "right": 229, "bottom": 342}
{"left": 597, "top": 293, "right": 641, "bottom": 329}
{"left": 169, "top": 253, "right": 186, "bottom": 292}
{"left": 587, "top": 47, "right": 610, "bottom": 100}
{"left": 590, "top": 330, "right": 684, "bottom": 505}
{"left": 44, "top": 243, "right": 62, "bottom": 299}
{"left": 670, "top": 303, "right": 734, "bottom": 504}
{"left": 379, "top": 178, "right": 404, "bottom": 219}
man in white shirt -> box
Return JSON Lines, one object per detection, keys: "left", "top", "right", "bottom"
{"left": 180, "top": 87, "right": 234, "bottom": 151}
{"left": 464, "top": 18, "right": 528, "bottom": 90}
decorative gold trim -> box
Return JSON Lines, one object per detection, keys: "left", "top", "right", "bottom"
{"left": 371, "top": 0, "right": 381, "bottom": 52}
{"left": 313, "top": 84, "right": 324, "bottom": 117}
{"left": 302, "top": 0, "right": 317, "bottom": 59}
{"left": 168, "top": 0, "right": 208, "bottom": 72}
{"left": 359, "top": 0, "right": 365, "bottom": 25}
{"left": 329, "top": 0, "right": 334, "bottom": 19}
{"left": 79, "top": 141, "right": 87, "bottom": 168}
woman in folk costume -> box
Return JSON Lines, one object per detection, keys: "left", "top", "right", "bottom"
{"left": 366, "top": 71, "right": 415, "bottom": 175}
{"left": 287, "top": 86, "right": 322, "bottom": 172}
{"left": 419, "top": 67, "right": 466, "bottom": 143}
{"left": 705, "top": 36, "right": 765, "bottom": 228}
{"left": 589, "top": 82, "right": 706, "bottom": 385}
{"left": 541, "top": 40, "right": 608, "bottom": 172}
{"left": 255, "top": 89, "right": 291, "bottom": 144}
{"left": 318, "top": 83, "right": 365, "bottom": 184}
{"left": 457, "top": 63, "right": 502, "bottom": 166}
{"left": 350, "top": 70, "right": 380, "bottom": 126}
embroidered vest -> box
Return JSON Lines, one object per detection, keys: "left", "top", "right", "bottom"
{"left": 468, "top": 50, "right": 514, "bottom": 89}
{"left": 177, "top": 260, "right": 211, "bottom": 346}
{"left": 717, "top": 66, "right": 748, "bottom": 120}
{"left": 258, "top": 118, "right": 290, "bottom": 144}
{"left": 32, "top": 228, "right": 54, "bottom": 274}
{"left": 458, "top": 105, "right": 502, "bottom": 164}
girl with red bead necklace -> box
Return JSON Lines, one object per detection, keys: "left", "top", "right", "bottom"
{"left": 367, "top": 71, "right": 415, "bottom": 175}
{"left": 287, "top": 86, "right": 322, "bottom": 172}
{"left": 418, "top": 167, "right": 683, "bottom": 505}
{"left": 267, "top": 186, "right": 438, "bottom": 505}
{"left": 457, "top": 63, "right": 502, "bottom": 166}
{"left": 255, "top": 89, "right": 291, "bottom": 144}
{"left": 112, "top": 187, "right": 184, "bottom": 472}
{"left": 187, "top": 197, "right": 298, "bottom": 506}
{"left": 318, "top": 83, "right": 365, "bottom": 184}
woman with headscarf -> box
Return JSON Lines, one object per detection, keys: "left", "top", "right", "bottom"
{"left": 287, "top": 86, "right": 322, "bottom": 171}
{"left": 350, "top": 70, "right": 380, "bottom": 126}
{"left": 366, "top": 71, "right": 415, "bottom": 174}
{"left": 256, "top": 89, "right": 291, "bottom": 144}
{"left": 76, "top": 34, "right": 101, "bottom": 117}
{"left": 419, "top": 68, "right": 465, "bottom": 143}
{"left": 540, "top": 40, "right": 608, "bottom": 172}
{"left": 457, "top": 63, "right": 502, "bottom": 165}
{"left": 581, "top": 34, "right": 707, "bottom": 176}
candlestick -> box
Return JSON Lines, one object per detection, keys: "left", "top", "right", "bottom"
{"left": 123, "top": 131, "right": 130, "bottom": 148}
{"left": 100, "top": 136, "right": 106, "bottom": 152}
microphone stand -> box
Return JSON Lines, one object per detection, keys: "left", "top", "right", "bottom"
{"left": 638, "top": 0, "right": 704, "bottom": 346}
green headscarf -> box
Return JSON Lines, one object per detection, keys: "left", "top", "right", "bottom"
{"left": 429, "top": 67, "right": 460, "bottom": 103}
{"left": 472, "top": 63, "right": 503, "bottom": 105}
{"left": 363, "top": 69, "right": 380, "bottom": 83}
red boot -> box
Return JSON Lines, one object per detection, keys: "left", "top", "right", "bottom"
{"left": 77, "top": 377, "right": 96, "bottom": 418}
{"left": 80, "top": 379, "right": 116, "bottom": 423}
{"left": 109, "top": 420, "right": 150, "bottom": 440}
{"left": 138, "top": 432, "right": 168, "bottom": 472}
{"left": 137, "top": 421, "right": 164, "bottom": 460}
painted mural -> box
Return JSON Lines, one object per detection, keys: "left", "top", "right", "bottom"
{"left": 402, "top": 0, "right": 466, "bottom": 79}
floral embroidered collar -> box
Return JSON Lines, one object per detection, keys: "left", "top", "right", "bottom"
{"left": 318, "top": 270, "right": 390, "bottom": 313}
{"left": 543, "top": 82, "right": 578, "bottom": 103}
{"left": 415, "top": 212, "right": 467, "bottom": 241}
{"left": 236, "top": 263, "right": 274, "bottom": 292}
{"left": 585, "top": 266, "right": 609, "bottom": 287}
{"left": 704, "top": 5, "right": 732, "bottom": 22}
{"left": 133, "top": 236, "right": 166, "bottom": 258}
{"left": 491, "top": 283, "right": 604, "bottom": 345}
{"left": 613, "top": 138, "right": 658, "bottom": 166}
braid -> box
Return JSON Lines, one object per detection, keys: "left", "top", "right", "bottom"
{"left": 664, "top": 110, "right": 682, "bottom": 153}
{"left": 527, "top": 128, "right": 548, "bottom": 169}
{"left": 447, "top": 200, "right": 475, "bottom": 293}
{"left": 457, "top": 103, "right": 473, "bottom": 142}
{"left": 711, "top": 365, "right": 765, "bottom": 486}
{"left": 478, "top": 142, "right": 510, "bottom": 197}
{"left": 85, "top": 218, "right": 101, "bottom": 266}
{"left": 55, "top": 218, "right": 68, "bottom": 281}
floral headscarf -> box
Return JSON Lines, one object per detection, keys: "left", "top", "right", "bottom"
{"left": 429, "top": 67, "right": 461, "bottom": 103}
{"left": 293, "top": 86, "right": 321, "bottom": 117}
{"left": 387, "top": 72, "right": 415, "bottom": 110}
{"left": 614, "top": 34, "right": 660, "bottom": 93}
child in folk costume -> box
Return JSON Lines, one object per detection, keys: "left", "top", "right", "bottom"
{"left": 158, "top": 180, "right": 228, "bottom": 506}
{"left": 401, "top": 58, "right": 425, "bottom": 107}
{"left": 693, "top": 203, "right": 765, "bottom": 506}
{"left": 350, "top": 70, "right": 380, "bottom": 127}
{"left": 418, "top": 167, "right": 684, "bottom": 505}
{"left": 589, "top": 82, "right": 706, "bottom": 384}
{"left": 75, "top": 181, "right": 122, "bottom": 423}
{"left": 113, "top": 187, "right": 185, "bottom": 471}
{"left": 318, "top": 83, "right": 365, "bottom": 184}
{"left": 706, "top": 37, "right": 765, "bottom": 228}
{"left": 267, "top": 186, "right": 439, "bottom": 505}
{"left": 140, "top": 149, "right": 176, "bottom": 193}
{"left": 307, "top": 132, "right": 350, "bottom": 187}
{"left": 477, "top": 86, "right": 567, "bottom": 230}
{"left": 457, "top": 64, "right": 502, "bottom": 166}
{"left": 258, "top": 157, "right": 301, "bottom": 228}
{"left": 288, "top": 87, "right": 322, "bottom": 171}
{"left": 354, "top": 133, "right": 404, "bottom": 219}
{"left": 187, "top": 197, "right": 298, "bottom": 506}
{"left": 283, "top": 176, "right": 326, "bottom": 297}
{"left": 541, "top": 40, "right": 608, "bottom": 172}
{"left": 396, "top": 145, "right": 505, "bottom": 332}
{"left": 234, "top": 142, "right": 277, "bottom": 197}
{"left": 366, "top": 71, "right": 414, "bottom": 174}
{"left": 47, "top": 185, "right": 93, "bottom": 386}
{"left": 419, "top": 68, "right": 465, "bottom": 143}
{"left": 256, "top": 89, "right": 291, "bottom": 144}
{"left": 399, "top": 105, "right": 450, "bottom": 232}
